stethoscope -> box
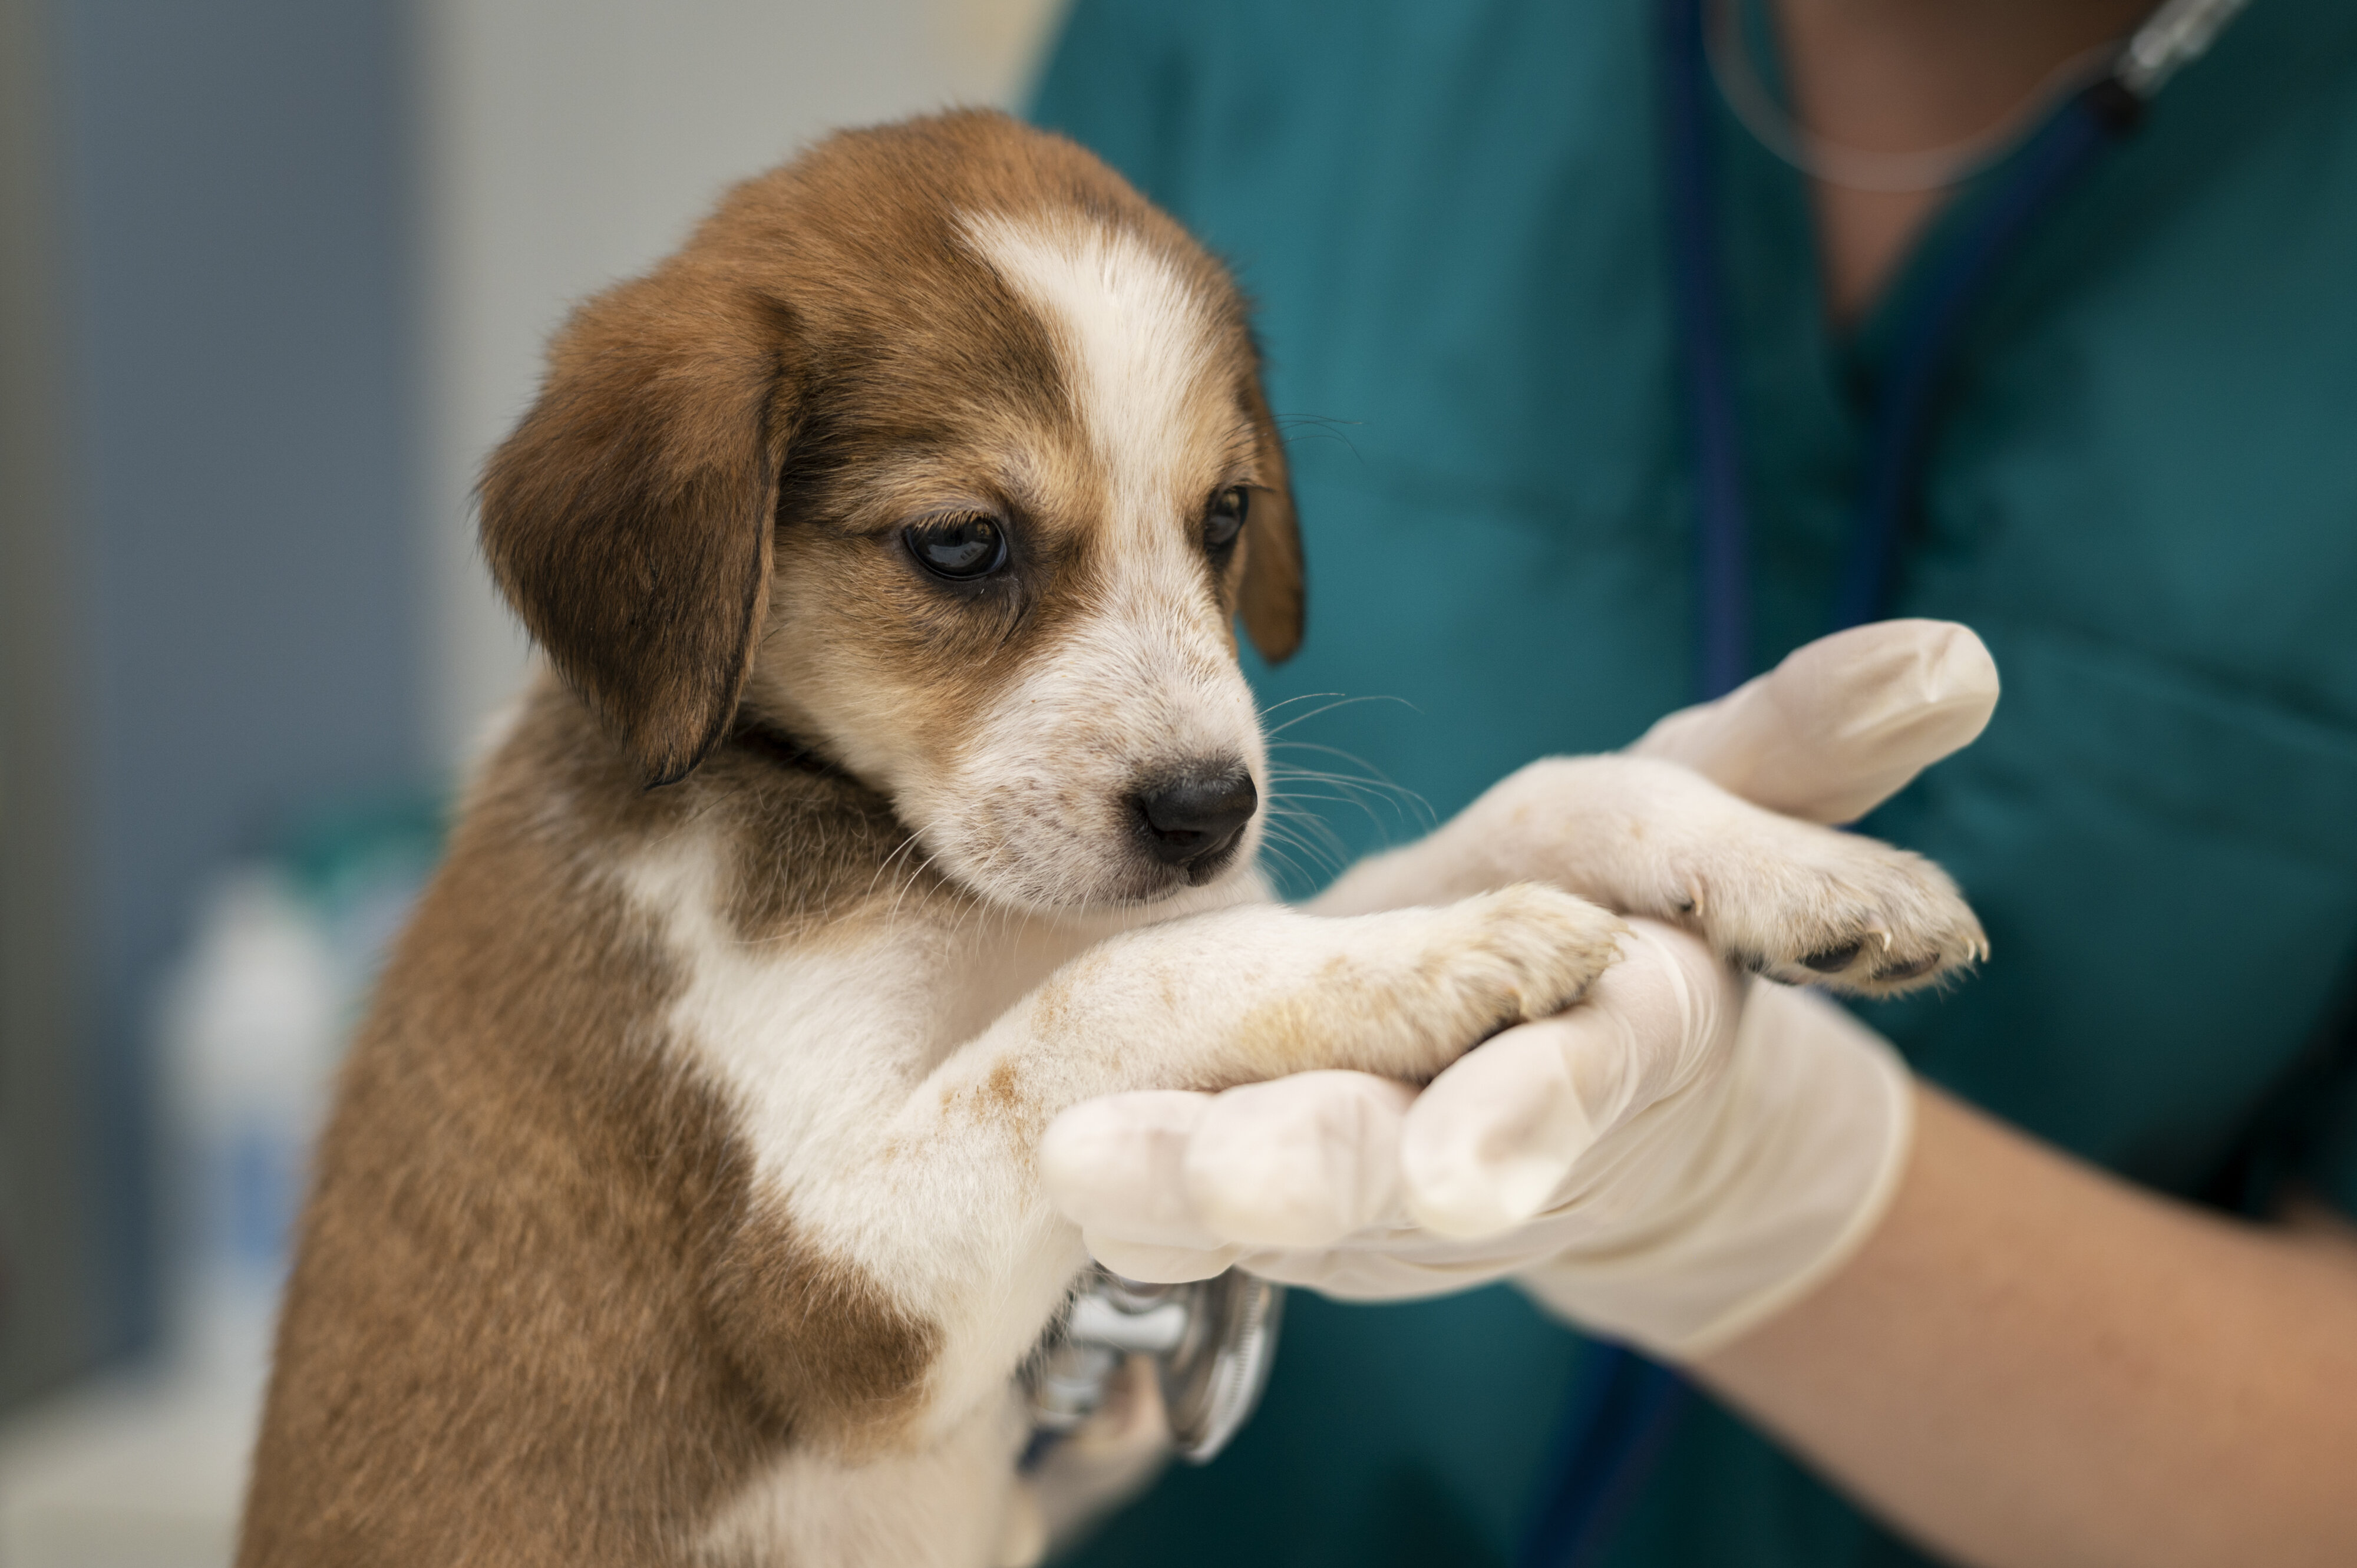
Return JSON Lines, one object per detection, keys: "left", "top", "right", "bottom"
{"left": 1019, "top": 0, "right": 2253, "bottom": 1537}
{"left": 1679, "top": 0, "right": 2254, "bottom": 698}
{"left": 1026, "top": 1266, "right": 1282, "bottom": 1467}
{"left": 1523, "top": 2, "right": 2253, "bottom": 1566}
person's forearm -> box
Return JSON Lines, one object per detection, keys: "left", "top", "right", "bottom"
{"left": 1696, "top": 1084, "right": 2357, "bottom": 1568}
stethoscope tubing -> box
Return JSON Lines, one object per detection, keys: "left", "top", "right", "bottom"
{"left": 1677, "top": 14, "right": 2147, "bottom": 699}
{"left": 1831, "top": 81, "right": 2143, "bottom": 634}
{"left": 1663, "top": 0, "right": 1754, "bottom": 701}
{"left": 1679, "top": 1, "right": 2244, "bottom": 690}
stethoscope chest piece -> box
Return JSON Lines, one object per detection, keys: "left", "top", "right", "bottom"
{"left": 1025, "top": 1267, "right": 1286, "bottom": 1464}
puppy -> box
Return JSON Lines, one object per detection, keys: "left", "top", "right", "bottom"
{"left": 237, "top": 111, "right": 1980, "bottom": 1568}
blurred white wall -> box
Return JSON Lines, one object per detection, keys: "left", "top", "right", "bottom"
{"left": 421, "top": 0, "right": 1067, "bottom": 765}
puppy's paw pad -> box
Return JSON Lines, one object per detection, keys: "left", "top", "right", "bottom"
{"left": 1800, "top": 941, "right": 1866, "bottom": 974}
{"left": 1869, "top": 952, "right": 1942, "bottom": 985}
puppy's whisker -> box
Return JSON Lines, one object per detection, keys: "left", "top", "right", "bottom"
{"left": 1267, "top": 744, "right": 1432, "bottom": 813}
{"left": 884, "top": 846, "right": 949, "bottom": 930}
{"left": 1262, "top": 814, "right": 1347, "bottom": 859}
{"left": 1261, "top": 692, "right": 1417, "bottom": 737}
{"left": 1257, "top": 690, "right": 1348, "bottom": 717}
{"left": 1265, "top": 755, "right": 1422, "bottom": 796}
{"left": 1265, "top": 790, "right": 1415, "bottom": 845}
{"left": 1265, "top": 773, "right": 1419, "bottom": 804}
{"left": 864, "top": 829, "right": 928, "bottom": 902}
{"left": 1273, "top": 801, "right": 1348, "bottom": 849}
{"left": 1253, "top": 841, "right": 1313, "bottom": 887}
{"left": 1257, "top": 817, "right": 1350, "bottom": 879}
{"left": 1270, "top": 411, "right": 1365, "bottom": 460}
{"left": 1262, "top": 796, "right": 1356, "bottom": 841}
{"left": 1257, "top": 840, "right": 1337, "bottom": 885}
{"left": 1266, "top": 748, "right": 1435, "bottom": 839}
{"left": 936, "top": 844, "right": 1016, "bottom": 945}
{"left": 1254, "top": 820, "right": 1348, "bottom": 891}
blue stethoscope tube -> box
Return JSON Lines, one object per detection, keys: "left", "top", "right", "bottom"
{"left": 1516, "top": 2, "right": 2226, "bottom": 1563}
{"left": 1676, "top": 5, "right": 2150, "bottom": 703}
{"left": 1828, "top": 80, "right": 2145, "bottom": 636}
{"left": 1662, "top": 0, "right": 1755, "bottom": 702}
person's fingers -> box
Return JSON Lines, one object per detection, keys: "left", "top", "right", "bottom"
{"left": 1632, "top": 619, "right": 1998, "bottom": 824}
{"left": 1396, "top": 1017, "right": 1600, "bottom": 1239}
{"left": 1179, "top": 1072, "right": 1416, "bottom": 1247}
{"left": 1081, "top": 1233, "right": 1242, "bottom": 1283}
{"left": 1041, "top": 1091, "right": 1223, "bottom": 1247}
{"left": 1399, "top": 922, "right": 1737, "bottom": 1238}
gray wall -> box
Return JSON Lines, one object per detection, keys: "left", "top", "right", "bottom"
{"left": 0, "top": 0, "right": 425, "bottom": 1398}
{"left": 1, "top": 0, "right": 97, "bottom": 1413}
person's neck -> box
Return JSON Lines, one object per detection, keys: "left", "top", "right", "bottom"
{"left": 1774, "top": 0, "right": 2154, "bottom": 325}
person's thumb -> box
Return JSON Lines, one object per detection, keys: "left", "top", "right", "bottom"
{"left": 1632, "top": 619, "right": 1998, "bottom": 825}
{"left": 1177, "top": 1072, "right": 1416, "bottom": 1247}
{"left": 1399, "top": 922, "right": 1739, "bottom": 1238}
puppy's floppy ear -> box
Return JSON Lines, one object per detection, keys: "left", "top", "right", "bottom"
{"left": 481, "top": 270, "right": 796, "bottom": 786}
{"left": 1239, "top": 368, "right": 1305, "bottom": 663}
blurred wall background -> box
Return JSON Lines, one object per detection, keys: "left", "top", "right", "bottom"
{"left": 2, "top": 0, "right": 427, "bottom": 1409}
{"left": 0, "top": 1, "right": 1060, "bottom": 1557}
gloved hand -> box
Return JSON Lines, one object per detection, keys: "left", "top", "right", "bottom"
{"left": 1041, "top": 620, "right": 1998, "bottom": 1359}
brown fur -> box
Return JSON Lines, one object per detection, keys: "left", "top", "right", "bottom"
{"left": 1236, "top": 371, "right": 1303, "bottom": 662}
{"left": 241, "top": 687, "right": 940, "bottom": 1567}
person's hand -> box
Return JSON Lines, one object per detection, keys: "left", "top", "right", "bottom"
{"left": 1041, "top": 620, "right": 1998, "bottom": 1358}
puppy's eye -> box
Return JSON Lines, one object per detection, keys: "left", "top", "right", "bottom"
{"left": 1205, "top": 487, "right": 1249, "bottom": 553}
{"left": 905, "top": 515, "right": 1008, "bottom": 581}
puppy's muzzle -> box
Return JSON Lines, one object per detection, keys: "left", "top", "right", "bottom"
{"left": 1131, "top": 763, "right": 1257, "bottom": 884}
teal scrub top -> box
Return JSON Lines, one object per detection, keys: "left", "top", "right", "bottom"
{"left": 1032, "top": 2, "right": 2357, "bottom": 1565}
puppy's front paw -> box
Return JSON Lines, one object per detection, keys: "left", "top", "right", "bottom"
{"left": 1281, "top": 884, "right": 1626, "bottom": 1082}
{"left": 1687, "top": 824, "right": 1985, "bottom": 996}
{"left": 1420, "top": 882, "right": 1628, "bottom": 1030}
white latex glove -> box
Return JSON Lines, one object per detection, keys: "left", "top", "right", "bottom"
{"left": 1042, "top": 620, "right": 1998, "bottom": 1360}
{"left": 1628, "top": 615, "right": 1999, "bottom": 826}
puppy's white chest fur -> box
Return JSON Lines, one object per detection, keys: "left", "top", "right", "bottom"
{"left": 626, "top": 830, "right": 1262, "bottom": 1434}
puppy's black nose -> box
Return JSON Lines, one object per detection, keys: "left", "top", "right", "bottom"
{"left": 1133, "top": 765, "right": 1259, "bottom": 870}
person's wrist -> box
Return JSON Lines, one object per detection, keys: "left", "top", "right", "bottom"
{"left": 1516, "top": 982, "right": 1917, "bottom": 1360}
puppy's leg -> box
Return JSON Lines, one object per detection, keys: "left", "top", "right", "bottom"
{"left": 1316, "top": 754, "right": 1984, "bottom": 995}
{"left": 710, "top": 886, "right": 1623, "bottom": 1484}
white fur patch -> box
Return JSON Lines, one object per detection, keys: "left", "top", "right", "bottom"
{"left": 864, "top": 209, "right": 1273, "bottom": 912}
{"left": 959, "top": 210, "right": 1220, "bottom": 537}
{"left": 899, "top": 592, "right": 1270, "bottom": 910}
{"left": 616, "top": 834, "right": 1260, "bottom": 1438}
{"left": 702, "top": 1390, "right": 1033, "bottom": 1567}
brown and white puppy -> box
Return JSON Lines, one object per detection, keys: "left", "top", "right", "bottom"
{"left": 237, "top": 111, "right": 1980, "bottom": 1568}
